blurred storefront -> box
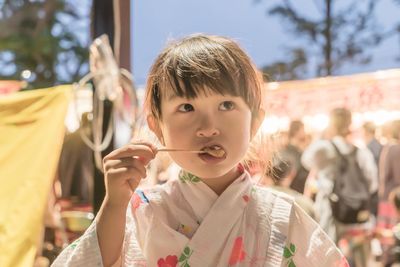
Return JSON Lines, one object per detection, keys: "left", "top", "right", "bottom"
{"left": 262, "top": 68, "right": 400, "bottom": 135}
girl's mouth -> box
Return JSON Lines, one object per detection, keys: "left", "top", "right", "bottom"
{"left": 199, "top": 145, "right": 226, "bottom": 163}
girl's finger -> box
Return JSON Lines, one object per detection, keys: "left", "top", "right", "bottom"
{"left": 104, "top": 157, "right": 136, "bottom": 170}
{"left": 106, "top": 159, "right": 147, "bottom": 179}
{"left": 131, "top": 140, "right": 158, "bottom": 152}
{"left": 131, "top": 159, "right": 147, "bottom": 177}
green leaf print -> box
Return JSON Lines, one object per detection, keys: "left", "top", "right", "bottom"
{"left": 283, "top": 247, "right": 293, "bottom": 258}
{"left": 179, "top": 171, "right": 201, "bottom": 183}
{"left": 283, "top": 243, "right": 297, "bottom": 267}
{"left": 290, "top": 243, "right": 296, "bottom": 254}
{"left": 184, "top": 246, "right": 191, "bottom": 255}
{"left": 179, "top": 246, "right": 193, "bottom": 267}
{"left": 288, "top": 260, "right": 296, "bottom": 267}
{"left": 69, "top": 238, "right": 80, "bottom": 249}
{"left": 179, "top": 254, "right": 186, "bottom": 262}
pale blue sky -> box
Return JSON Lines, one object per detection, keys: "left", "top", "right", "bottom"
{"left": 131, "top": 0, "right": 399, "bottom": 86}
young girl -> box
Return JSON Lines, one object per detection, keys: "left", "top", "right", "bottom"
{"left": 52, "top": 34, "right": 348, "bottom": 267}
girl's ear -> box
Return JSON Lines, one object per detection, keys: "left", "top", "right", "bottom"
{"left": 147, "top": 115, "right": 165, "bottom": 145}
{"left": 250, "top": 108, "right": 265, "bottom": 139}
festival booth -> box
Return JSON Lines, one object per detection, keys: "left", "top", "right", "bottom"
{"left": 261, "top": 69, "right": 400, "bottom": 135}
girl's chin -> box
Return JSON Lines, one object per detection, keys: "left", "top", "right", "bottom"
{"left": 183, "top": 165, "right": 239, "bottom": 180}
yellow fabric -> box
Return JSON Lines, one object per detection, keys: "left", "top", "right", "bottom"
{"left": 0, "top": 86, "right": 71, "bottom": 267}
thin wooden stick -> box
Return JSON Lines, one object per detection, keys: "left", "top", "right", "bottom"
{"left": 157, "top": 148, "right": 205, "bottom": 153}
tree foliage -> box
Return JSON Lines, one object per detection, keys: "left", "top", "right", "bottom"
{"left": 260, "top": 0, "right": 384, "bottom": 81}
{"left": 262, "top": 48, "right": 307, "bottom": 81}
{"left": 0, "top": 0, "right": 90, "bottom": 89}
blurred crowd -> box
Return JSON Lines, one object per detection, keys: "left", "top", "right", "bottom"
{"left": 261, "top": 109, "right": 400, "bottom": 267}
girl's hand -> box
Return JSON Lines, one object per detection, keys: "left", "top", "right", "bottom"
{"left": 102, "top": 142, "right": 156, "bottom": 206}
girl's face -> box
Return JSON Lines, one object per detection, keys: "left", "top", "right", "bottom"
{"left": 149, "top": 89, "right": 258, "bottom": 180}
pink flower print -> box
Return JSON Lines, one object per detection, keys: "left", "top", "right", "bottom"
{"left": 157, "top": 255, "right": 178, "bottom": 267}
{"left": 130, "top": 190, "right": 149, "bottom": 213}
{"left": 242, "top": 195, "right": 250, "bottom": 203}
{"left": 237, "top": 163, "right": 245, "bottom": 174}
{"left": 229, "top": 237, "right": 247, "bottom": 266}
{"left": 130, "top": 193, "right": 142, "bottom": 213}
{"left": 337, "top": 256, "right": 350, "bottom": 267}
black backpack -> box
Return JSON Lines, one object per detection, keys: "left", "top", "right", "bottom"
{"left": 329, "top": 141, "right": 371, "bottom": 224}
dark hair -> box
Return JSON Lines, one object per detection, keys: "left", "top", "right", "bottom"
{"left": 288, "top": 120, "right": 304, "bottom": 139}
{"left": 144, "top": 34, "right": 262, "bottom": 121}
{"left": 391, "top": 187, "right": 400, "bottom": 211}
{"left": 329, "top": 107, "right": 352, "bottom": 136}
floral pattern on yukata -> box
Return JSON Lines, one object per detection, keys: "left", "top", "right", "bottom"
{"left": 228, "top": 237, "right": 247, "bottom": 266}
{"left": 283, "top": 243, "right": 297, "bottom": 267}
{"left": 178, "top": 246, "right": 193, "bottom": 267}
{"left": 337, "top": 256, "right": 350, "bottom": 267}
{"left": 130, "top": 189, "right": 149, "bottom": 213}
{"left": 68, "top": 237, "right": 81, "bottom": 249}
{"left": 179, "top": 171, "right": 201, "bottom": 183}
{"left": 157, "top": 255, "right": 178, "bottom": 267}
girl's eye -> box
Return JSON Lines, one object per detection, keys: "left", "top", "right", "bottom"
{"left": 177, "top": 103, "right": 194, "bottom": 112}
{"left": 219, "top": 101, "right": 235, "bottom": 111}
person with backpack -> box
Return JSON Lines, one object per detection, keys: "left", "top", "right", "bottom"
{"left": 302, "top": 107, "right": 378, "bottom": 267}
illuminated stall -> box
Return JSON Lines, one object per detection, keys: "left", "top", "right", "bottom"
{"left": 261, "top": 69, "right": 400, "bottom": 135}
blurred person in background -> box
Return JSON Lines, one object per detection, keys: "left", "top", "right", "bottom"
{"left": 280, "top": 120, "right": 310, "bottom": 194}
{"left": 379, "top": 121, "right": 400, "bottom": 214}
{"left": 362, "top": 122, "right": 383, "bottom": 168}
{"left": 362, "top": 122, "right": 382, "bottom": 218}
{"left": 378, "top": 120, "right": 400, "bottom": 251}
{"left": 302, "top": 107, "right": 378, "bottom": 267}
{"left": 265, "top": 154, "right": 317, "bottom": 220}
{"left": 385, "top": 187, "right": 400, "bottom": 267}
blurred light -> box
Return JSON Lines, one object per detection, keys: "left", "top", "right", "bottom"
{"left": 303, "top": 113, "right": 329, "bottom": 132}
{"left": 313, "top": 114, "right": 329, "bottom": 131}
{"left": 267, "top": 82, "right": 279, "bottom": 91}
{"left": 21, "top": 70, "right": 32, "bottom": 80}
{"left": 361, "top": 110, "right": 400, "bottom": 126}
{"left": 352, "top": 112, "right": 363, "bottom": 129}
{"left": 260, "top": 115, "right": 289, "bottom": 134}
{"left": 20, "top": 69, "right": 36, "bottom": 83}
{"left": 261, "top": 110, "right": 400, "bottom": 137}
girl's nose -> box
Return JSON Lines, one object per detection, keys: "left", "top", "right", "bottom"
{"left": 196, "top": 116, "right": 220, "bottom": 137}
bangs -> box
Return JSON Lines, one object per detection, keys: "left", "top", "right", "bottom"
{"left": 161, "top": 55, "right": 245, "bottom": 100}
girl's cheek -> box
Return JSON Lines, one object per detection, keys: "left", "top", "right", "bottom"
{"left": 170, "top": 117, "right": 197, "bottom": 130}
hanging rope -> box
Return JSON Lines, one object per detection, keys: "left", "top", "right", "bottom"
{"left": 73, "top": 31, "right": 137, "bottom": 171}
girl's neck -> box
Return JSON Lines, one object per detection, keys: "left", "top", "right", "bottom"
{"left": 200, "top": 167, "right": 242, "bottom": 196}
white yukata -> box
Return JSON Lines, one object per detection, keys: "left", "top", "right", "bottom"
{"left": 52, "top": 168, "right": 348, "bottom": 267}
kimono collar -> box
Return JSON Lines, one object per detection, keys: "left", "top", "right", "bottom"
{"left": 177, "top": 166, "right": 251, "bottom": 224}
